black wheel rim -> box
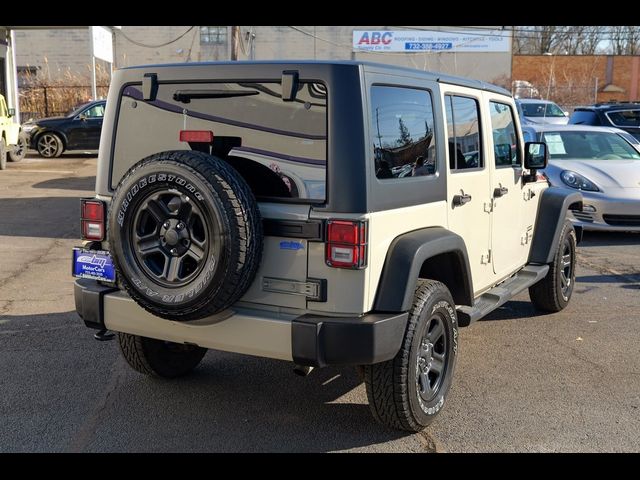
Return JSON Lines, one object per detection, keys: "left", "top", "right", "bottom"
{"left": 416, "top": 314, "right": 448, "bottom": 404}
{"left": 129, "top": 189, "right": 212, "bottom": 288}
{"left": 37, "top": 134, "right": 58, "bottom": 157}
{"left": 560, "top": 240, "right": 573, "bottom": 301}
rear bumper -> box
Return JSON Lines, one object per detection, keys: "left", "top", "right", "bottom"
{"left": 74, "top": 279, "right": 407, "bottom": 367}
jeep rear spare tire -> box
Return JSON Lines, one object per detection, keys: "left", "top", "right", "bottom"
{"left": 108, "top": 150, "right": 263, "bottom": 321}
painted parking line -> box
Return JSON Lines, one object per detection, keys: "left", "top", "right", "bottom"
{"left": 2, "top": 170, "right": 75, "bottom": 174}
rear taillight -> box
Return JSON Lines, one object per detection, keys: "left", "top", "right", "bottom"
{"left": 325, "top": 220, "right": 367, "bottom": 269}
{"left": 81, "top": 199, "right": 105, "bottom": 241}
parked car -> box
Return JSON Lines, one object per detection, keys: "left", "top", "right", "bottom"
{"left": 569, "top": 102, "right": 640, "bottom": 141}
{"left": 74, "top": 60, "right": 579, "bottom": 432}
{"left": 0, "top": 93, "right": 27, "bottom": 169}
{"left": 22, "top": 100, "right": 106, "bottom": 158}
{"left": 523, "top": 124, "right": 640, "bottom": 231}
{"left": 516, "top": 98, "right": 569, "bottom": 125}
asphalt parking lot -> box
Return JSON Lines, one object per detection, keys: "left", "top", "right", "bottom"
{"left": 0, "top": 153, "right": 639, "bottom": 452}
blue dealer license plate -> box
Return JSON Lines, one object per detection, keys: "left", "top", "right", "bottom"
{"left": 72, "top": 248, "right": 116, "bottom": 282}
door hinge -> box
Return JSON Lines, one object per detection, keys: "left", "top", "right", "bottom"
{"left": 481, "top": 250, "right": 492, "bottom": 264}
{"left": 523, "top": 189, "right": 533, "bottom": 201}
{"left": 521, "top": 226, "right": 534, "bottom": 245}
{"left": 484, "top": 199, "right": 494, "bottom": 213}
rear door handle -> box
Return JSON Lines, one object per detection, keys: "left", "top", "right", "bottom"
{"left": 453, "top": 193, "right": 472, "bottom": 207}
{"left": 494, "top": 186, "right": 509, "bottom": 197}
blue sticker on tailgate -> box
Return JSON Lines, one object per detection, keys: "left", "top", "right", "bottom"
{"left": 72, "top": 248, "right": 116, "bottom": 282}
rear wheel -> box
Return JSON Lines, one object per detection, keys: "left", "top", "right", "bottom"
{"left": 364, "top": 280, "right": 458, "bottom": 432}
{"left": 0, "top": 138, "right": 6, "bottom": 170}
{"left": 8, "top": 132, "right": 28, "bottom": 162}
{"left": 529, "top": 221, "right": 577, "bottom": 312}
{"left": 36, "top": 132, "right": 63, "bottom": 158}
{"left": 118, "top": 333, "right": 207, "bottom": 378}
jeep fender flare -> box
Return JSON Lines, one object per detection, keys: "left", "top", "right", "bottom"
{"left": 528, "top": 187, "right": 583, "bottom": 265}
{"left": 373, "top": 227, "right": 473, "bottom": 312}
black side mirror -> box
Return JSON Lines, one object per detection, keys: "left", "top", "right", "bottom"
{"left": 523, "top": 142, "right": 548, "bottom": 183}
{"left": 8, "top": 108, "right": 15, "bottom": 117}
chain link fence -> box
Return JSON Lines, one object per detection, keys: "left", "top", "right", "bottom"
{"left": 514, "top": 80, "right": 600, "bottom": 114}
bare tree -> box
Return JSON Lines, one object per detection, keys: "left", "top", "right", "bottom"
{"left": 514, "top": 26, "right": 604, "bottom": 55}
{"left": 581, "top": 26, "right": 605, "bottom": 54}
{"left": 513, "top": 26, "right": 565, "bottom": 54}
{"left": 609, "top": 26, "right": 640, "bottom": 55}
{"left": 559, "top": 26, "right": 604, "bottom": 55}
{"left": 611, "top": 26, "right": 628, "bottom": 55}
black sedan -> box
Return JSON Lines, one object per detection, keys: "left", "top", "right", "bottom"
{"left": 22, "top": 100, "right": 106, "bottom": 158}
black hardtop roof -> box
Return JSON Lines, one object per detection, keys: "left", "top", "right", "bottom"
{"left": 120, "top": 60, "right": 511, "bottom": 97}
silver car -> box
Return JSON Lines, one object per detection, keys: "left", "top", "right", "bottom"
{"left": 516, "top": 98, "right": 569, "bottom": 126}
{"left": 522, "top": 124, "right": 640, "bottom": 231}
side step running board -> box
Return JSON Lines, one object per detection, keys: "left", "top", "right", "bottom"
{"left": 456, "top": 264, "right": 549, "bottom": 327}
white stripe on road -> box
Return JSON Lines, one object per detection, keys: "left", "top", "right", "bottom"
{"left": 2, "top": 170, "right": 75, "bottom": 174}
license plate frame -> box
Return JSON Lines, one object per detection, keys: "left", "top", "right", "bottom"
{"left": 72, "top": 247, "right": 116, "bottom": 283}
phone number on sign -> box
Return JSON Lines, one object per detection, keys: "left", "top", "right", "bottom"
{"left": 405, "top": 42, "right": 453, "bottom": 51}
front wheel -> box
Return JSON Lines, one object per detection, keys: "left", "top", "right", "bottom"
{"left": 9, "top": 132, "right": 28, "bottom": 162}
{"left": 36, "top": 132, "right": 63, "bottom": 158}
{"left": 364, "top": 279, "right": 458, "bottom": 432}
{"left": 118, "top": 333, "right": 207, "bottom": 378}
{"left": 529, "top": 221, "right": 577, "bottom": 312}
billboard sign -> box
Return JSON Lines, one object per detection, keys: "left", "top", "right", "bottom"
{"left": 91, "top": 26, "right": 113, "bottom": 64}
{"left": 353, "top": 29, "right": 510, "bottom": 53}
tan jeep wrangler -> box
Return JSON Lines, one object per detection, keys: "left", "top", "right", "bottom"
{"left": 73, "top": 61, "right": 582, "bottom": 432}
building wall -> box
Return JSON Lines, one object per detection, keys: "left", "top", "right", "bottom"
{"left": 13, "top": 26, "right": 512, "bottom": 85}
{"left": 512, "top": 54, "right": 640, "bottom": 106}
{"left": 244, "top": 26, "right": 510, "bottom": 84}
{"left": 14, "top": 28, "right": 92, "bottom": 81}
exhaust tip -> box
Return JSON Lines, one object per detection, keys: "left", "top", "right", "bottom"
{"left": 94, "top": 329, "right": 115, "bottom": 341}
{"left": 293, "top": 364, "right": 314, "bottom": 377}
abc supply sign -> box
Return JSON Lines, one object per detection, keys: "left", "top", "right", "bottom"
{"left": 353, "top": 29, "right": 510, "bottom": 53}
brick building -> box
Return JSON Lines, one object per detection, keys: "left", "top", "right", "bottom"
{"left": 512, "top": 54, "right": 640, "bottom": 109}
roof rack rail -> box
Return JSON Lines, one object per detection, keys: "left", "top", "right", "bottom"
{"left": 594, "top": 100, "right": 640, "bottom": 106}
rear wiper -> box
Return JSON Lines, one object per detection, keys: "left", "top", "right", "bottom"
{"left": 173, "top": 89, "right": 259, "bottom": 103}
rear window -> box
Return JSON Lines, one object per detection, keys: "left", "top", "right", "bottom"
{"left": 112, "top": 81, "right": 327, "bottom": 202}
{"left": 520, "top": 102, "right": 565, "bottom": 118}
{"left": 569, "top": 110, "right": 599, "bottom": 125}
{"left": 605, "top": 109, "right": 640, "bottom": 128}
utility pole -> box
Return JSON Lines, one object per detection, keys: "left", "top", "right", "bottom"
{"left": 231, "top": 26, "right": 240, "bottom": 61}
{"left": 376, "top": 107, "right": 383, "bottom": 147}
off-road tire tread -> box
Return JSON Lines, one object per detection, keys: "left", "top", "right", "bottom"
{"left": 529, "top": 221, "right": 576, "bottom": 312}
{"left": 109, "top": 150, "right": 262, "bottom": 321}
{"left": 117, "top": 332, "right": 207, "bottom": 378}
{"left": 364, "top": 279, "right": 452, "bottom": 432}
{"left": 8, "top": 132, "right": 27, "bottom": 162}
{"left": 0, "top": 137, "right": 6, "bottom": 170}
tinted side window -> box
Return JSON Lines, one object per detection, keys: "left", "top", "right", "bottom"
{"left": 569, "top": 110, "right": 599, "bottom": 125}
{"left": 606, "top": 109, "right": 640, "bottom": 127}
{"left": 83, "top": 104, "right": 105, "bottom": 118}
{"left": 445, "top": 95, "right": 483, "bottom": 170}
{"left": 370, "top": 86, "right": 436, "bottom": 180}
{"left": 489, "top": 101, "right": 521, "bottom": 167}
